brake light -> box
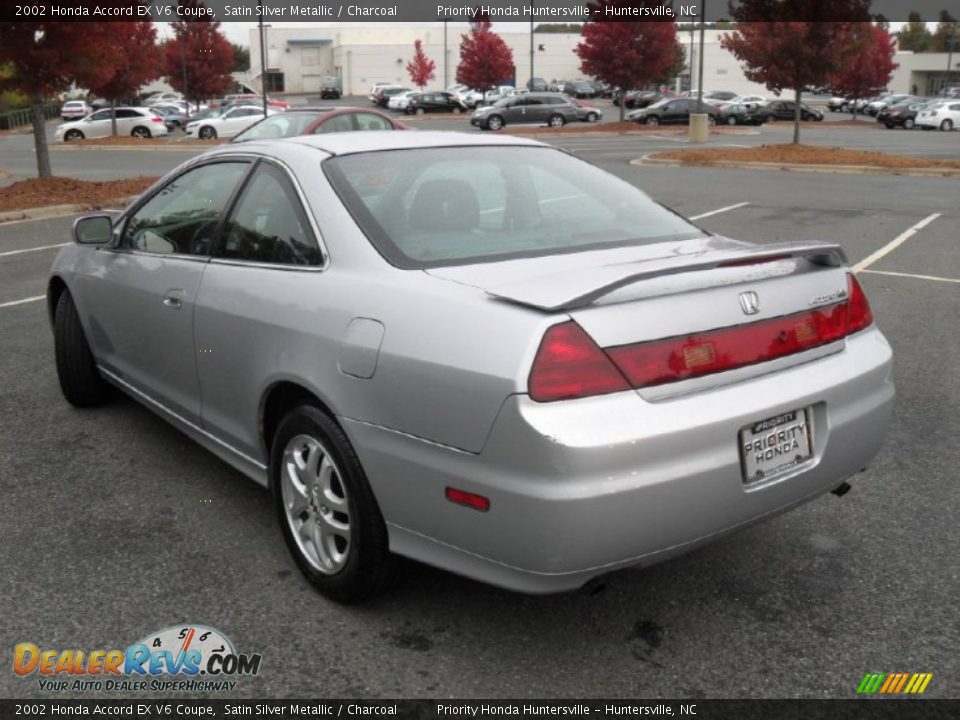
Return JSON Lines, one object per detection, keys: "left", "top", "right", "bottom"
{"left": 846, "top": 273, "right": 873, "bottom": 334}
{"left": 151, "top": 116, "right": 163, "bottom": 123}
{"left": 528, "top": 322, "right": 630, "bottom": 402}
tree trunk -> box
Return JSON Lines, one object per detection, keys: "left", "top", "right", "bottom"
{"left": 850, "top": 97, "right": 857, "bottom": 121}
{"left": 29, "top": 94, "right": 52, "bottom": 178}
{"left": 793, "top": 87, "right": 802, "bottom": 144}
{"left": 111, "top": 99, "right": 118, "bottom": 137}
{"left": 619, "top": 94, "right": 625, "bottom": 122}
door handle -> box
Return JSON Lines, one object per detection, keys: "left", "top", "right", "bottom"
{"left": 163, "top": 297, "right": 181, "bottom": 309}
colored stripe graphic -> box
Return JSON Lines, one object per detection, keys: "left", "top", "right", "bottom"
{"left": 857, "top": 672, "right": 932, "bottom": 694}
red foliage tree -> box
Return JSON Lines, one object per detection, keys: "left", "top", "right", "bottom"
{"left": 456, "top": 20, "right": 514, "bottom": 101}
{"left": 575, "top": 2, "right": 682, "bottom": 121}
{"left": 407, "top": 40, "right": 436, "bottom": 91}
{"left": 826, "top": 24, "right": 897, "bottom": 119}
{"left": 722, "top": 0, "right": 872, "bottom": 144}
{"left": 87, "top": 21, "right": 159, "bottom": 136}
{"left": 161, "top": 9, "right": 234, "bottom": 111}
{"left": 0, "top": 21, "right": 123, "bottom": 176}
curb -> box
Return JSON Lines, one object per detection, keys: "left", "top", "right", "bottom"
{"left": 53, "top": 142, "right": 213, "bottom": 152}
{"left": 506, "top": 128, "right": 761, "bottom": 139}
{"left": 633, "top": 153, "right": 960, "bottom": 178}
{"left": 0, "top": 195, "right": 139, "bottom": 225}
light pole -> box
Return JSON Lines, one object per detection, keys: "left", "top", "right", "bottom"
{"left": 697, "top": 0, "right": 706, "bottom": 114}
{"left": 258, "top": 4, "right": 269, "bottom": 116}
{"left": 443, "top": 19, "right": 449, "bottom": 88}
{"left": 530, "top": 2, "right": 535, "bottom": 89}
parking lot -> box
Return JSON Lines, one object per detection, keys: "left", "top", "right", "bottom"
{"left": 0, "top": 107, "right": 958, "bottom": 699}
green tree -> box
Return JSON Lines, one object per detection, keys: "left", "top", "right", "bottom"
{"left": 931, "top": 12, "right": 958, "bottom": 53}
{"left": 230, "top": 43, "right": 250, "bottom": 72}
{"left": 898, "top": 13, "right": 932, "bottom": 52}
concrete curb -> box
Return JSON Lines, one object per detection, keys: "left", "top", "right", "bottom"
{"left": 53, "top": 143, "right": 213, "bottom": 152}
{"left": 633, "top": 153, "right": 960, "bottom": 178}
{"left": 0, "top": 195, "right": 139, "bottom": 225}
{"left": 507, "top": 128, "right": 761, "bottom": 139}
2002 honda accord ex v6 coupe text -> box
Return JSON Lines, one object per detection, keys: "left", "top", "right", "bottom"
{"left": 49, "top": 132, "right": 894, "bottom": 602}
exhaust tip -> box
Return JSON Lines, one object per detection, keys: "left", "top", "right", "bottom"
{"left": 831, "top": 481, "right": 852, "bottom": 497}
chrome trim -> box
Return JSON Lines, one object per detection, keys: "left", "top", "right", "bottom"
{"left": 98, "top": 367, "right": 267, "bottom": 472}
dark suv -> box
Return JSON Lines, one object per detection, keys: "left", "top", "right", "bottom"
{"left": 471, "top": 93, "right": 579, "bottom": 130}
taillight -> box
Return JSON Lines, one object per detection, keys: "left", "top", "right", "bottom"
{"left": 528, "top": 274, "right": 875, "bottom": 401}
{"left": 846, "top": 273, "right": 874, "bottom": 334}
{"left": 528, "top": 322, "right": 630, "bottom": 402}
{"left": 151, "top": 116, "right": 163, "bottom": 123}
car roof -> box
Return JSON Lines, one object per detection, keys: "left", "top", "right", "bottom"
{"left": 209, "top": 130, "right": 545, "bottom": 159}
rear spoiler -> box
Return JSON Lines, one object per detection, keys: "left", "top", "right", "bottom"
{"left": 486, "top": 241, "right": 848, "bottom": 312}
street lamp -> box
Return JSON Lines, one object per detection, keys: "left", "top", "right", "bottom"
{"left": 258, "top": 3, "right": 269, "bottom": 116}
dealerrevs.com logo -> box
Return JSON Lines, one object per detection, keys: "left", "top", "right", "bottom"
{"left": 13, "top": 624, "right": 262, "bottom": 693}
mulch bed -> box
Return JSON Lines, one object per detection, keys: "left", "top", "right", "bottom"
{"left": 0, "top": 176, "right": 159, "bottom": 213}
{"left": 652, "top": 144, "right": 960, "bottom": 169}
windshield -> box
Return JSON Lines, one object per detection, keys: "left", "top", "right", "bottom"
{"left": 647, "top": 99, "right": 670, "bottom": 109}
{"left": 232, "top": 112, "right": 325, "bottom": 142}
{"left": 324, "top": 146, "right": 705, "bottom": 269}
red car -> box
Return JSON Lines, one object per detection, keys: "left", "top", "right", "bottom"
{"left": 231, "top": 107, "right": 409, "bottom": 143}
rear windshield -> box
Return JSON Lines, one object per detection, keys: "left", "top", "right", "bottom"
{"left": 324, "top": 146, "right": 705, "bottom": 268}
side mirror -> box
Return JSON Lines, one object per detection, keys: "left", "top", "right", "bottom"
{"left": 73, "top": 214, "right": 113, "bottom": 245}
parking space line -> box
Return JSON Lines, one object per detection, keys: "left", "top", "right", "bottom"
{"left": 0, "top": 295, "right": 44, "bottom": 309}
{"left": 689, "top": 202, "right": 750, "bottom": 221}
{"left": 0, "top": 242, "right": 68, "bottom": 258}
{"left": 860, "top": 269, "right": 960, "bottom": 284}
{"left": 852, "top": 213, "right": 941, "bottom": 272}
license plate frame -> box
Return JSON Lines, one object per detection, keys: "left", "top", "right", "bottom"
{"left": 739, "top": 408, "right": 813, "bottom": 483}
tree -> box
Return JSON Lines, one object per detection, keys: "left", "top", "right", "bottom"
{"left": 898, "top": 13, "right": 932, "bottom": 53}
{"left": 931, "top": 12, "right": 959, "bottom": 53}
{"left": 230, "top": 43, "right": 250, "bottom": 72}
{"left": 86, "top": 21, "right": 158, "bottom": 137}
{"left": 575, "top": 1, "right": 681, "bottom": 121}
{"left": 826, "top": 24, "right": 897, "bottom": 119}
{"left": 456, "top": 20, "right": 514, "bottom": 101}
{"left": 406, "top": 40, "right": 436, "bottom": 91}
{"left": 0, "top": 22, "right": 122, "bottom": 177}
{"left": 161, "top": 9, "right": 234, "bottom": 111}
{"left": 722, "top": 1, "right": 871, "bottom": 144}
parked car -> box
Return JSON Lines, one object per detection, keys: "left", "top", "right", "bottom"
{"left": 220, "top": 94, "right": 291, "bottom": 111}
{"left": 406, "top": 91, "right": 468, "bottom": 115}
{"left": 761, "top": 100, "right": 824, "bottom": 122}
{"left": 51, "top": 131, "right": 894, "bottom": 601}
{"left": 143, "top": 91, "right": 183, "bottom": 105}
{"left": 368, "top": 83, "right": 393, "bottom": 102}
{"left": 627, "top": 98, "right": 718, "bottom": 126}
{"left": 320, "top": 76, "right": 342, "bottom": 100}
{"left": 447, "top": 85, "right": 484, "bottom": 108}
{"left": 149, "top": 105, "right": 189, "bottom": 131}
{"left": 866, "top": 94, "right": 911, "bottom": 116}
{"left": 827, "top": 96, "right": 853, "bottom": 112}
{"left": 232, "top": 107, "right": 408, "bottom": 143}
{"left": 589, "top": 81, "right": 613, "bottom": 98}
{"left": 569, "top": 98, "right": 602, "bottom": 123}
{"left": 185, "top": 106, "right": 277, "bottom": 140}
{"left": 876, "top": 98, "right": 934, "bottom": 129}
{"left": 714, "top": 102, "right": 769, "bottom": 126}
{"left": 703, "top": 90, "right": 738, "bottom": 102}
{"left": 55, "top": 107, "right": 168, "bottom": 141}
{"left": 527, "top": 77, "right": 548, "bottom": 92}
{"left": 60, "top": 100, "right": 92, "bottom": 121}
{"left": 569, "top": 81, "right": 597, "bottom": 99}
{"left": 471, "top": 93, "right": 578, "bottom": 130}
{"left": 916, "top": 101, "right": 960, "bottom": 131}
{"left": 729, "top": 94, "right": 766, "bottom": 109}
{"left": 373, "top": 86, "right": 412, "bottom": 108}
{"left": 387, "top": 90, "right": 420, "bottom": 111}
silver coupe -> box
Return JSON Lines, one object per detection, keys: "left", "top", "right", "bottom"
{"left": 49, "top": 132, "right": 894, "bottom": 601}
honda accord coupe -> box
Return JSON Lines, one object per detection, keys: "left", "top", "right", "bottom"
{"left": 49, "top": 132, "right": 894, "bottom": 602}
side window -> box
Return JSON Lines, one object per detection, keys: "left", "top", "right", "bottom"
{"left": 116, "top": 109, "right": 140, "bottom": 119}
{"left": 216, "top": 163, "right": 322, "bottom": 266}
{"left": 122, "top": 162, "right": 249, "bottom": 256}
{"left": 316, "top": 115, "right": 353, "bottom": 133}
{"left": 526, "top": 98, "right": 543, "bottom": 106}
{"left": 88, "top": 110, "right": 111, "bottom": 122}
{"left": 354, "top": 113, "right": 392, "bottom": 131}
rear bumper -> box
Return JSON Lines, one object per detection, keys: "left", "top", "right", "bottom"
{"left": 345, "top": 328, "right": 894, "bottom": 593}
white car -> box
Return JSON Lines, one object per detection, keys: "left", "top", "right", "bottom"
{"left": 55, "top": 107, "right": 168, "bottom": 141}
{"left": 387, "top": 90, "right": 420, "bottom": 111}
{"left": 447, "top": 85, "right": 483, "bottom": 108}
{"left": 60, "top": 100, "right": 92, "bottom": 121}
{"left": 916, "top": 101, "right": 960, "bottom": 131}
{"left": 185, "top": 106, "right": 278, "bottom": 139}
{"left": 144, "top": 91, "right": 183, "bottom": 105}
{"left": 731, "top": 94, "right": 766, "bottom": 109}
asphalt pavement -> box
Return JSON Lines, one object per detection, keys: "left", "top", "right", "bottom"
{"left": 0, "top": 117, "right": 958, "bottom": 700}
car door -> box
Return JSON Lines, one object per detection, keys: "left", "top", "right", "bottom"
{"left": 73, "top": 160, "right": 251, "bottom": 422}
{"left": 82, "top": 109, "right": 113, "bottom": 138}
{"left": 222, "top": 108, "right": 262, "bottom": 136}
{"left": 194, "top": 161, "right": 326, "bottom": 459}
{"left": 115, "top": 108, "right": 144, "bottom": 135}
{"left": 524, "top": 96, "right": 548, "bottom": 123}
{"left": 502, "top": 98, "right": 525, "bottom": 123}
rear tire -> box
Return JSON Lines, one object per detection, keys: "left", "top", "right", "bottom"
{"left": 54, "top": 291, "right": 110, "bottom": 407}
{"left": 548, "top": 114, "right": 565, "bottom": 128}
{"left": 272, "top": 404, "right": 395, "bottom": 603}
{"left": 645, "top": 116, "right": 660, "bottom": 126}
{"left": 415, "top": 107, "right": 425, "bottom": 116}
{"left": 941, "top": 119, "right": 954, "bottom": 131}
{"left": 727, "top": 116, "right": 737, "bottom": 126}
{"left": 131, "top": 126, "right": 151, "bottom": 138}
{"left": 903, "top": 118, "right": 915, "bottom": 130}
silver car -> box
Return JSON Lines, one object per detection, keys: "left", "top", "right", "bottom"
{"left": 49, "top": 132, "right": 894, "bottom": 602}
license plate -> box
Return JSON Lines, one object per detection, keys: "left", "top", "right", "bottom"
{"left": 739, "top": 409, "right": 812, "bottom": 483}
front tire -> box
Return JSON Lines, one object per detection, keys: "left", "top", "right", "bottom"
{"left": 64, "top": 129, "right": 84, "bottom": 141}
{"left": 941, "top": 119, "right": 954, "bottom": 131}
{"left": 727, "top": 116, "right": 737, "bottom": 126}
{"left": 586, "top": 111, "right": 598, "bottom": 123}
{"left": 486, "top": 114, "right": 504, "bottom": 131}
{"left": 415, "top": 107, "right": 425, "bottom": 116}
{"left": 54, "top": 291, "right": 110, "bottom": 407}
{"left": 645, "top": 116, "right": 660, "bottom": 126}
{"left": 272, "top": 404, "right": 394, "bottom": 603}
{"left": 903, "top": 118, "right": 915, "bottom": 130}
{"left": 199, "top": 125, "right": 217, "bottom": 140}
{"left": 548, "top": 114, "right": 565, "bottom": 128}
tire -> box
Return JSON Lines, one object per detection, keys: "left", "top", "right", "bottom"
{"left": 548, "top": 114, "right": 565, "bottom": 128}
{"left": 199, "top": 125, "right": 217, "bottom": 140}
{"left": 486, "top": 114, "right": 504, "bottom": 131}
{"left": 940, "top": 119, "right": 954, "bottom": 131}
{"left": 54, "top": 291, "right": 110, "bottom": 407}
{"left": 415, "top": 107, "right": 425, "bottom": 116}
{"left": 452, "top": 107, "right": 461, "bottom": 114}
{"left": 885, "top": 123, "right": 895, "bottom": 129}
{"left": 903, "top": 118, "right": 915, "bottom": 130}
{"left": 707, "top": 116, "right": 717, "bottom": 127}
{"left": 131, "top": 126, "right": 151, "bottom": 138}
{"left": 726, "top": 116, "right": 737, "bottom": 126}
{"left": 645, "top": 116, "right": 660, "bottom": 126}
{"left": 922, "top": 125, "right": 934, "bottom": 131}
{"left": 586, "top": 112, "right": 598, "bottom": 123}
{"left": 64, "top": 129, "right": 84, "bottom": 141}
{"left": 272, "top": 404, "right": 394, "bottom": 603}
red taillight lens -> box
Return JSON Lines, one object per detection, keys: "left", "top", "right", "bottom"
{"left": 846, "top": 273, "right": 873, "bottom": 334}
{"left": 528, "top": 322, "right": 630, "bottom": 402}
{"left": 445, "top": 487, "right": 490, "bottom": 512}
{"left": 151, "top": 116, "right": 163, "bottom": 123}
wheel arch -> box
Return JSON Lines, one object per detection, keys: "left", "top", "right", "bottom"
{"left": 260, "top": 380, "right": 341, "bottom": 465}
{"left": 47, "top": 274, "right": 69, "bottom": 327}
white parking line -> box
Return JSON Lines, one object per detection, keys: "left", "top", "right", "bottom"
{"left": 860, "top": 269, "right": 960, "bottom": 284}
{"left": 689, "top": 202, "right": 751, "bottom": 221}
{"left": 0, "top": 295, "right": 44, "bottom": 309}
{"left": 853, "top": 213, "right": 941, "bottom": 272}
{"left": 0, "top": 242, "right": 68, "bottom": 258}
